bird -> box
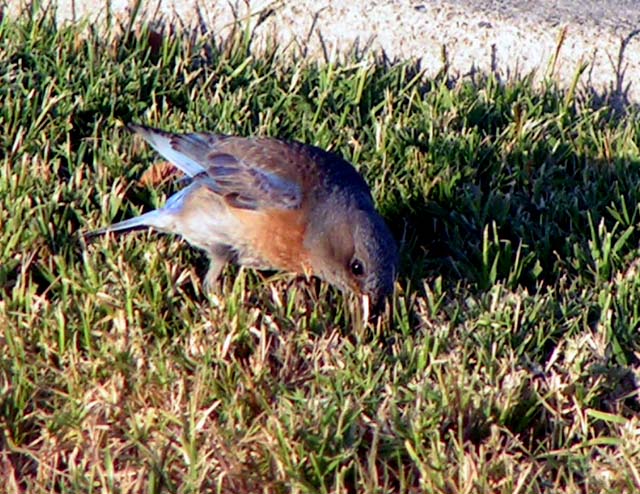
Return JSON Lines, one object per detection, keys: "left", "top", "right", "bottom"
{"left": 89, "top": 124, "right": 399, "bottom": 313}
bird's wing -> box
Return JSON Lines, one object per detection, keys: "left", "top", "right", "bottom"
{"left": 129, "top": 125, "right": 208, "bottom": 177}
{"left": 130, "top": 125, "right": 306, "bottom": 211}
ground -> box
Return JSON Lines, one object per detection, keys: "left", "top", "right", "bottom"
{"left": 1, "top": 2, "right": 640, "bottom": 493}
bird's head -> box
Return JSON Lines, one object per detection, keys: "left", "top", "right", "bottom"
{"left": 306, "top": 204, "right": 399, "bottom": 315}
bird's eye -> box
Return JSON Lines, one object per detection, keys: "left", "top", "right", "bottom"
{"left": 350, "top": 259, "right": 365, "bottom": 277}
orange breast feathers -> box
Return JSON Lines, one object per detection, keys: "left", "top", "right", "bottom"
{"left": 230, "top": 206, "right": 312, "bottom": 274}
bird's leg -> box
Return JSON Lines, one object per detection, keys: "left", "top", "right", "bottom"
{"left": 202, "top": 245, "right": 233, "bottom": 294}
{"left": 203, "top": 256, "right": 227, "bottom": 294}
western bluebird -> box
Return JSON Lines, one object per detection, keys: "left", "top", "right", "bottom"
{"left": 89, "top": 125, "right": 399, "bottom": 311}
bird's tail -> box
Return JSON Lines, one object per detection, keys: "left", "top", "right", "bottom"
{"left": 85, "top": 209, "right": 170, "bottom": 240}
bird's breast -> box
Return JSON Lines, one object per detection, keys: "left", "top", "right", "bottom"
{"left": 230, "top": 207, "right": 312, "bottom": 274}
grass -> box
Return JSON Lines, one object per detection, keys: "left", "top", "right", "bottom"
{"left": 1, "top": 3, "right": 640, "bottom": 493}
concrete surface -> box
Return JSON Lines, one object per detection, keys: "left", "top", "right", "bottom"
{"left": 4, "top": 0, "right": 640, "bottom": 104}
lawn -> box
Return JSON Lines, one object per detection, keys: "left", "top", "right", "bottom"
{"left": 1, "top": 4, "right": 639, "bottom": 493}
